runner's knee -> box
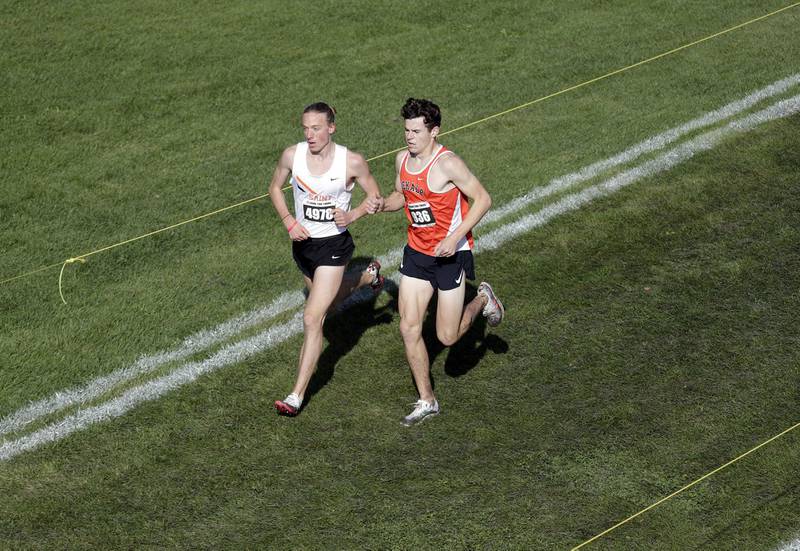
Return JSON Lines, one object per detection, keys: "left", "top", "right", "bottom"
{"left": 399, "top": 318, "right": 422, "bottom": 342}
{"left": 437, "top": 327, "right": 458, "bottom": 347}
{"left": 303, "top": 309, "right": 325, "bottom": 330}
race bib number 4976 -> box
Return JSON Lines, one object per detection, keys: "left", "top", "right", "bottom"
{"left": 303, "top": 199, "right": 335, "bottom": 222}
{"left": 408, "top": 201, "right": 435, "bottom": 227}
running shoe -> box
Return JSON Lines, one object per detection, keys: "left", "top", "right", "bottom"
{"left": 401, "top": 399, "right": 440, "bottom": 426}
{"left": 275, "top": 393, "right": 302, "bottom": 416}
{"left": 478, "top": 281, "right": 505, "bottom": 327}
{"left": 367, "top": 260, "right": 384, "bottom": 293}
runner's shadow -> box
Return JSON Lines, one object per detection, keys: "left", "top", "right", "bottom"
{"left": 303, "top": 259, "right": 395, "bottom": 407}
{"left": 689, "top": 481, "right": 800, "bottom": 550}
{"left": 443, "top": 322, "right": 509, "bottom": 377}
{"left": 383, "top": 282, "right": 508, "bottom": 388}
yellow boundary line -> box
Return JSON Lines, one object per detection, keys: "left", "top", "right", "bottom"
{"left": 53, "top": 194, "right": 269, "bottom": 303}
{"left": 1, "top": 194, "right": 269, "bottom": 289}
{"left": 5, "top": 4, "right": 800, "bottom": 541}
{"left": 1, "top": 1, "right": 798, "bottom": 296}
{"left": 571, "top": 420, "right": 800, "bottom": 549}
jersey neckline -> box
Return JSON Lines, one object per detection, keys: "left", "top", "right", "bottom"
{"left": 301, "top": 141, "right": 341, "bottom": 178}
{"left": 402, "top": 144, "right": 446, "bottom": 176}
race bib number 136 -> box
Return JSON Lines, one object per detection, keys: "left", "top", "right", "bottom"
{"left": 408, "top": 201, "right": 436, "bottom": 227}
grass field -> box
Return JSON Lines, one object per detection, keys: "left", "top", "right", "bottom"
{"left": 2, "top": 1, "right": 800, "bottom": 549}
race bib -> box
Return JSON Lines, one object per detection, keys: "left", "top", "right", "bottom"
{"left": 408, "top": 201, "right": 436, "bottom": 227}
{"left": 303, "top": 198, "right": 335, "bottom": 223}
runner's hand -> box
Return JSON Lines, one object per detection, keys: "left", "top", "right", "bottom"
{"left": 366, "top": 195, "right": 384, "bottom": 214}
{"left": 288, "top": 221, "right": 310, "bottom": 241}
{"left": 434, "top": 236, "right": 458, "bottom": 257}
{"left": 333, "top": 208, "right": 352, "bottom": 227}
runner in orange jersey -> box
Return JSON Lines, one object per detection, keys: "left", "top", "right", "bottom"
{"left": 380, "top": 98, "right": 504, "bottom": 426}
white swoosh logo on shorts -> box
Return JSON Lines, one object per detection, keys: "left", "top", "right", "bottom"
{"left": 455, "top": 272, "right": 463, "bottom": 285}
{"left": 331, "top": 255, "right": 341, "bottom": 259}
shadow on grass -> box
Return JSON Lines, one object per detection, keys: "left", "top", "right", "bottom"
{"left": 301, "top": 274, "right": 510, "bottom": 406}
{"left": 427, "top": 283, "right": 510, "bottom": 379}
{"left": 302, "top": 258, "right": 395, "bottom": 407}
{"left": 384, "top": 280, "right": 510, "bottom": 392}
{"left": 690, "top": 481, "right": 800, "bottom": 550}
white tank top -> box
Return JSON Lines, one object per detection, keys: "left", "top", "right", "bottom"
{"left": 290, "top": 142, "right": 353, "bottom": 238}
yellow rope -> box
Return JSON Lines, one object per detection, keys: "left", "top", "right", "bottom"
{"left": 571, "top": 420, "right": 800, "bottom": 550}
{"left": 53, "top": 194, "right": 268, "bottom": 302}
{"left": 437, "top": 1, "right": 800, "bottom": 141}
{"left": 3, "top": 1, "right": 798, "bottom": 295}
{"left": 0, "top": 262, "right": 65, "bottom": 286}
{"left": 58, "top": 257, "right": 86, "bottom": 305}
{"left": 69, "top": 193, "right": 269, "bottom": 262}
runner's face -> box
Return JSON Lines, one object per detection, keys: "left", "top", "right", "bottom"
{"left": 404, "top": 117, "right": 438, "bottom": 156}
{"left": 302, "top": 111, "right": 334, "bottom": 153}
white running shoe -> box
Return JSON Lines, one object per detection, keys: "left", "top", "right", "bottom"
{"left": 402, "top": 399, "right": 440, "bottom": 426}
{"left": 478, "top": 281, "right": 505, "bottom": 327}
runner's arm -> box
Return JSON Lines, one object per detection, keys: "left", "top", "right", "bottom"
{"left": 268, "top": 146, "right": 309, "bottom": 240}
{"left": 335, "top": 151, "right": 383, "bottom": 226}
{"left": 380, "top": 151, "right": 407, "bottom": 213}
{"left": 433, "top": 154, "right": 491, "bottom": 256}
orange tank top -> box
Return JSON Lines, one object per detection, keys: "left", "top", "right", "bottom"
{"left": 400, "top": 145, "right": 473, "bottom": 256}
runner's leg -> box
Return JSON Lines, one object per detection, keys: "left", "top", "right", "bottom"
{"left": 435, "top": 273, "right": 487, "bottom": 346}
{"left": 290, "top": 265, "right": 346, "bottom": 399}
{"left": 398, "top": 275, "right": 436, "bottom": 402}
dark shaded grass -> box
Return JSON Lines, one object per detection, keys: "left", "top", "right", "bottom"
{"left": 2, "top": 1, "right": 800, "bottom": 549}
{"left": 2, "top": 109, "right": 799, "bottom": 550}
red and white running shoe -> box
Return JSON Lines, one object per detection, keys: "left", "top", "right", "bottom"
{"left": 275, "top": 393, "right": 301, "bottom": 416}
{"left": 366, "top": 260, "right": 384, "bottom": 293}
{"left": 478, "top": 281, "right": 505, "bottom": 327}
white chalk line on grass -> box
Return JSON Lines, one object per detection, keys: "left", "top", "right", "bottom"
{"left": 3, "top": 73, "right": 798, "bottom": 440}
{"left": 776, "top": 537, "right": 800, "bottom": 551}
{"left": 477, "top": 94, "right": 800, "bottom": 253}
{"left": 481, "top": 72, "right": 800, "bottom": 226}
{"left": 0, "top": 290, "right": 305, "bottom": 438}
{"left": 2, "top": 91, "right": 798, "bottom": 461}
{"left": 0, "top": 311, "right": 303, "bottom": 461}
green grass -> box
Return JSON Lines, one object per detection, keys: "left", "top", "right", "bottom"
{"left": 2, "top": 1, "right": 800, "bottom": 549}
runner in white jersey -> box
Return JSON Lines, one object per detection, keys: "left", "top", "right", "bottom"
{"left": 268, "top": 102, "right": 385, "bottom": 417}
{"left": 290, "top": 140, "right": 352, "bottom": 238}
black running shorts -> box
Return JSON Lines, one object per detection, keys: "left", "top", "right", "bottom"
{"left": 399, "top": 245, "right": 475, "bottom": 291}
{"left": 292, "top": 231, "right": 355, "bottom": 279}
